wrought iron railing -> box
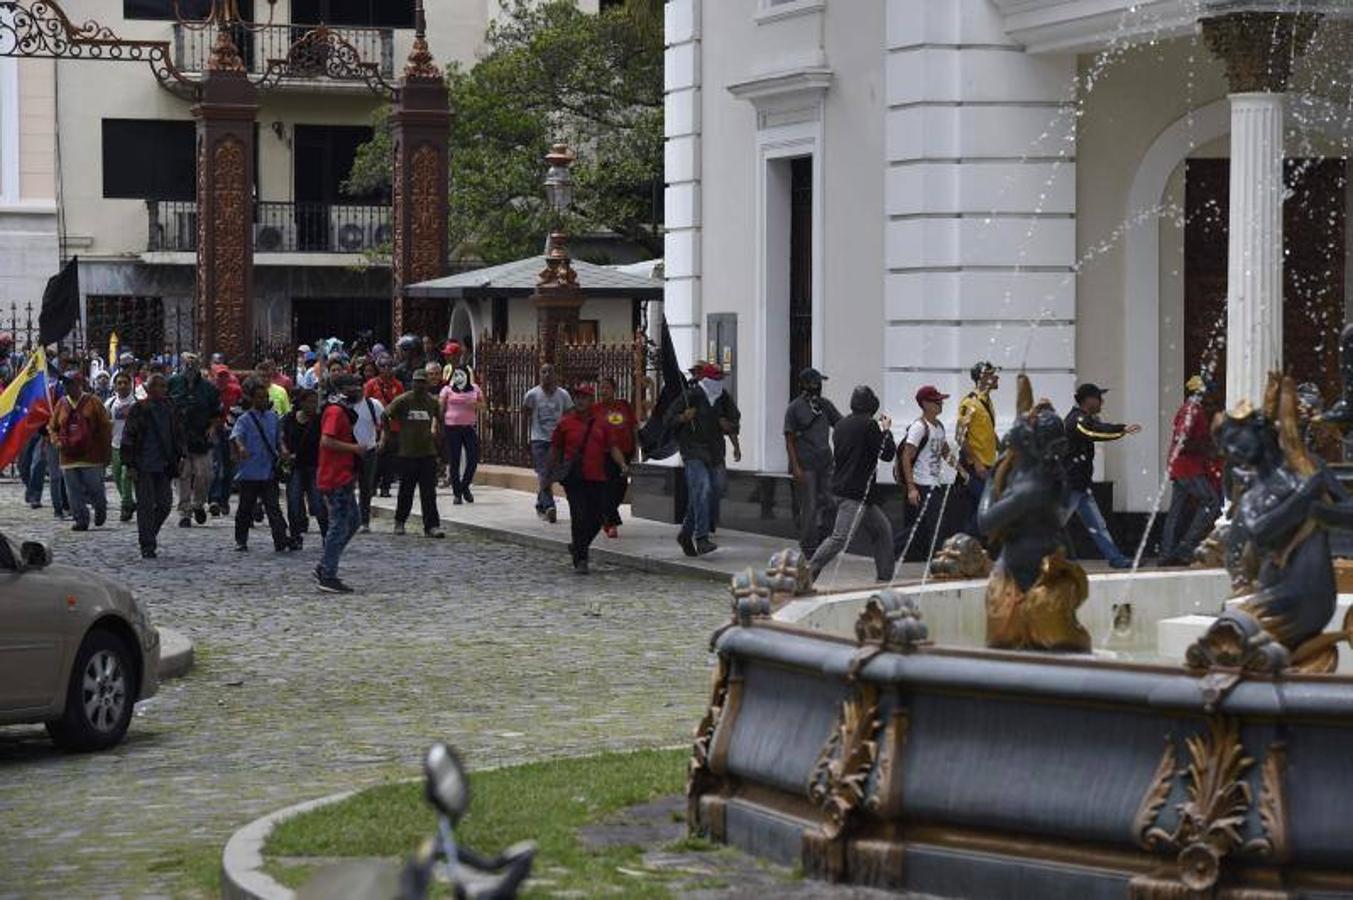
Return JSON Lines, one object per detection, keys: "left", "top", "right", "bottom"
{"left": 147, "top": 200, "right": 392, "bottom": 254}
{"left": 172, "top": 22, "right": 394, "bottom": 79}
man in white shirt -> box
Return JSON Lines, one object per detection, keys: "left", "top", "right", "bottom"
{"left": 106, "top": 372, "right": 139, "bottom": 522}
{"left": 352, "top": 392, "right": 384, "bottom": 533}
{"left": 895, "top": 385, "right": 962, "bottom": 562}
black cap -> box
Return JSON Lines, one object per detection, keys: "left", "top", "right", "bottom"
{"left": 331, "top": 374, "right": 362, "bottom": 390}
{"left": 1075, "top": 383, "right": 1109, "bottom": 403}
{"left": 799, "top": 367, "right": 827, "bottom": 384}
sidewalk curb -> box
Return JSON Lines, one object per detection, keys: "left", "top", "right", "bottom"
{"left": 157, "top": 626, "right": 194, "bottom": 680}
{"left": 221, "top": 788, "right": 360, "bottom": 900}
{"left": 368, "top": 505, "right": 731, "bottom": 583}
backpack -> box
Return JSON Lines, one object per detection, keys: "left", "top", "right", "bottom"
{"left": 61, "top": 399, "right": 90, "bottom": 454}
{"left": 894, "top": 419, "right": 930, "bottom": 483}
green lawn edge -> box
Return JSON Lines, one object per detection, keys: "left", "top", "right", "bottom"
{"left": 265, "top": 747, "right": 689, "bottom": 898}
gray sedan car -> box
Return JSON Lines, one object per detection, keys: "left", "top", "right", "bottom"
{"left": 0, "top": 532, "right": 159, "bottom": 751}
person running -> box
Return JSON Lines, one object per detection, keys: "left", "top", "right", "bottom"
{"left": 1158, "top": 376, "right": 1222, "bottom": 567}
{"left": 439, "top": 361, "right": 483, "bottom": 505}
{"left": 551, "top": 385, "right": 628, "bottom": 574}
{"left": 353, "top": 385, "right": 384, "bottom": 533}
{"left": 230, "top": 378, "right": 293, "bottom": 553}
{"left": 895, "top": 385, "right": 961, "bottom": 562}
{"left": 1063, "top": 383, "right": 1141, "bottom": 569}
{"left": 315, "top": 375, "right": 365, "bottom": 594}
{"left": 168, "top": 353, "right": 221, "bottom": 528}
{"left": 957, "top": 361, "right": 1000, "bottom": 537}
{"left": 383, "top": 369, "right": 445, "bottom": 538}
{"left": 106, "top": 372, "right": 139, "bottom": 522}
{"left": 595, "top": 376, "right": 638, "bottom": 538}
{"left": 523, "top": 364, "right": 572, "bottom": 523}
{"left": 785, "top": 367, "right": 841, "bottom": 557}
{"left": 281, "top": 388, "right": 326, "bottom": 549}
{"left": 121, "top": 374, "right": 185, "bottom": 559}
{"left": 49, "top": 371, "right": 113, "bottom": 532}
{"left": 364, "top": 355, "right": 403, "bottom": 497}
{"left": 809, "top": 386, "right": 896, "bottom": 583}
{"left": 666, "top": 363, "right": 729, "bottom": 557}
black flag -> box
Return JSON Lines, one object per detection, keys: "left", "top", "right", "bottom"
{"left": 638, "top": 317, "right": 688, "bottom": 460}
{"left": 39, "top": 257, "right": 80, "bottom": 347}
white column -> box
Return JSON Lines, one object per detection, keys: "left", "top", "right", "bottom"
{"left": 663, "top": 0, "right": 702, "bottom": 369}
{"left": 1225, "top": 92, "right": 1285, "bottom": 408}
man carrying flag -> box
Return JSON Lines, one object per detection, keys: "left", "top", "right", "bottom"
{"left": 0, "top": 348, "right": 51, "bottom": 471}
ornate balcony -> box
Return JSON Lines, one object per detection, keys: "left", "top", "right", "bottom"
{"left": 147, "top": 200, "right": 392, "bottom": 254}
{"left": 172, "top": 23, "right": 394, "bottom": 80}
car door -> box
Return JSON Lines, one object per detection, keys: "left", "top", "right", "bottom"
{"left": 0, "top": 541, "right": 68, "bottom": 712}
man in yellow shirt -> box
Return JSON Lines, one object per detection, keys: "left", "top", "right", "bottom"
{"left": 956, "top": 361, "right": 999, "bottom": 537}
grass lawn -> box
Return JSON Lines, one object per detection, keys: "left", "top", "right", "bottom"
{"left": 265, "top": 747, "right": 697, "bottom": 898}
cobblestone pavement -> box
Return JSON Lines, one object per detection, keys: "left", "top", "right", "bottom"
{"left": 0, "top": 482, "right": 727, "bottom": 898}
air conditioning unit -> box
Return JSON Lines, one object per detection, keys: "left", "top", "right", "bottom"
{"left": 254, "top": 222, "right": 296, "bottom": 253}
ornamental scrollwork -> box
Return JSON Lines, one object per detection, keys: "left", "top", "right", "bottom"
{"left": 686, "top": 653, "right": 731, "bottom": 830}
{"left": 211, "top": 136, "right": 248, "bottom": 359}
{"left": 257, "top": 24, "right": 394, "bottom": 98}
{"left": 409, "top": 143, "right": 444, "bottom": 284}
{"left": 807, "top": 684, "right": 881, "bottom": 841}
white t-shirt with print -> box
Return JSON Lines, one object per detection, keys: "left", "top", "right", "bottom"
{"left": 904, "top": 418, "right": 950, "bottom": 487}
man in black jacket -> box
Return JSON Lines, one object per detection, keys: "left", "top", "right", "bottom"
{"left": 1062, "top": 383, "right": 1140, "bottom": 568}
{"left": 121, "top": 374, "right": 186, "bottom": 559}
{"left": 808, "top": 386, "right": 896, "bottom": 583}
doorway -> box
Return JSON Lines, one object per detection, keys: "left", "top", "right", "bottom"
{"left": 292, "top": 125, "right": 380, "bottom": 251}
{"left": 788, "top": 156, "right": 813, "bottom": 400}
{"left": 292, "top": 297, "right": 391, "bottom": 349}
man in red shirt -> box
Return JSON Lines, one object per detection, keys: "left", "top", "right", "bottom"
{"left": 551, "top": 384, "right": 629, "bottom": 574}
{"left": 1158, "top": 376, "right": 1222, "bottom": 567}
{"left": 364, "top": 356, "right": 403, "bottom": 496}
{"left": 315, "top": 375, "right": 365, "bottom": 594}
{"left": 595, "top": 375, "right": 638, "bottom": 539}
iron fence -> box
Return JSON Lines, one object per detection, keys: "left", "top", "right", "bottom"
{"left": 147, "top": 200, "right": 392, "bottom": 254}
{"left": 173, "top": 22, "right": 395, "bottom": 78}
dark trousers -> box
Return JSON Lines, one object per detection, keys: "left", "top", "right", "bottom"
{"left": 376, "top": 442, "right": 397, "bottom": 493}
{"left": 443, "top": 426, "right": 480, "bottom": 498}
{"left": 896, "top": 483, "right": 951, "bottom": 562}
{"left": 795, "top": 466, "right": 835, "bottom": 555}
{"left": 358, "top": 449, "right": 378, "bottom": 526}
{"left": 135, "top": 470, "right": 174, "bottom": 551}
{"left": 963, "top": 473, "right": 986, "bottom": 537}
{"left": 209, "top": 429, "right": 234, "bottom": 507}
{"left": 395, "top": 456, "right": 441, "bottom": 530}
{"left": 1160, "top": 475, "right": 1221, "bottom": 562}
{"left": 20, "top": 433, "right": 42, "bottom": 504}
{"left": 564, "top": 478, "right": 606, "bottom": 563}
{"left": 602, "top": 457, "right": 628, "bottom": 528}
{"left": 286, "top": 466, "right": 328, "bottom": 539}
{"left": 235, "top": 479, "right": 290, "bottom": 549}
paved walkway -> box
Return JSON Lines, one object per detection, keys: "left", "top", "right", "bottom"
{"left": 0, "top": 483, "right": 728, "bottom": 898}
{"left": 368, "top": 483, "right": 926, "bottom": 592}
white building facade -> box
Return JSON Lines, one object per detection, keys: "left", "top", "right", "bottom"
{"left": 0, "top": 54, "right": 58, "bottom": 316}
{"left": 665, "top": 0, "right": 1353, "bottom": 517}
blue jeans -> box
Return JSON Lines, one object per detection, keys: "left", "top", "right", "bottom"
{"left": 682, "top": 458, "right": 713, "bottom": 541}
{"left": 42, "top": 440, "right": 66, "bottom": 516}
{"left": 444, "top": 426, "right": 479, "bottom": 498}
{"left": 320, "top": 485, "right": 360, "bottom": 580}
{"left": 210, "top": 429, "right": 234, "bottom": 507}
{"left": 530, "top": 440, "right": 555, "bottom": 512}
{"left": 62, "top": 466, "right": 107, "bottom": 528}
{"left": 1065, "top": 490, "right": 1128, "bottom": 565}
{"left": 20, "top": 433, "right": 42, "bottom": 503}
{"left": 287, "top": 466, "right": 328, "bottom": 539}
{"left": 709, "top": 462, "right": 727, "bottom": 532}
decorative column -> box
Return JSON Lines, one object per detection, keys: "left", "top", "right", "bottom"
{"left": 532, "top": 232, "right": 584, "bottom": 366}
{"left": 193, "top": 27, "right": 258, "bottom": 366}
{"left": 1203, "top": 12, "right": 1318, "bottom": 408}
{"left": 390, "top": 7, "right": 451, "bottom": 342}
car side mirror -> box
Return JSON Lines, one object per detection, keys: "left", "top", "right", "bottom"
{"left": 423, "top": 743, "right": 470, "bottom": 823}
{"left": 20, "top": 542, "right": 52, "bottom": 569}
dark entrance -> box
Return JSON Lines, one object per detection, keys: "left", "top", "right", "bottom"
{"left": 87, "top": 296, "right": 166, "bottom": 359}
{"left": 789, "top": 156, "right": 813, "bottom": 400}
{"left": 292, "top": 297, "right": 391, "bottom": 349}
{"left": 1184, "top": 157, "right": 1346, "bottom": 458}
{"left": 293, "top": 125, "right": 380, "bottom": 251}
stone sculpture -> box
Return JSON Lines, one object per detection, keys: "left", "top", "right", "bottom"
{"left": 928, "top": 533, "right": 992, "bottom": 580}
{"left": 978, "top": 375, "right": 1091, "bottom": 652}
{"left": 1188, "top": 373, "right": 1353, "bottom": 674}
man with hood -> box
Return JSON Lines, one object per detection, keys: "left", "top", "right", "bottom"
{"left": 808, "top": 386, "right": 896, "bottom": 583}
{"left": 784, "top": 367, "right": 842, "bottom": 557}
{"left": 167, "top": 352, "right": 221, "bottom": 528}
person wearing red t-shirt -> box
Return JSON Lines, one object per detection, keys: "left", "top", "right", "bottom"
{"left": 1158, "top": 376, "right": 1222, "bottom": 567}
{"left": 364, "top": 356, "right": 404, "bottom": 496}
{"left": 551, "top": 385, "right": 629, "bottom": 574}
{"left": 315, "top": 375, "right": 365, "bottom": 594}
{"left": 595, "top": 376, "right": 638, "bottom": 539}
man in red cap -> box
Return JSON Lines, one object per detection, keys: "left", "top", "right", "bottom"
{"left": 895, "top": 385, "right": 961, "bottom": 561}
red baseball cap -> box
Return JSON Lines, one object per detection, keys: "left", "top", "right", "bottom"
{"left": 915, "top": 385, "right": 949, "bottom": 405}
{"left": 701, "top": 363, "right": 724, "bottom": 380}
{"left": 574, "top": 383, "right": 597, "bottom": 397}
{"left": 443, "top": 340, "right": 461, "bottom": 356}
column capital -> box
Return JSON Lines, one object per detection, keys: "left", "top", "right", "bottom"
{"left": 1201, "top": 11, "right": 1319, "bottom": 94}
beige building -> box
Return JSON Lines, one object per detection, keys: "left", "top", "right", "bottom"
{"left": 16, "top": 0, "right": 611, "bottom": 358}
{"left": 0, "top": 54, "right": 59, "bottom": 320}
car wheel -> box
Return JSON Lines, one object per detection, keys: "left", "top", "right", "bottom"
{"left": 45, "top": 630, "right": 136, "bottom": 752}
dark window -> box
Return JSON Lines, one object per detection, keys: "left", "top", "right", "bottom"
{"left": 124, "top": 0, "right": 212, "bottom": 19}
{"left": 102, "top": 119, "right": 197, "bottom": 201}
{"left": 291, "top": 0, "right": 414, "bottom": 27}
{"left": 87, "top": 296, "right": 166, "bottom": 359}
{"left": 789, "top": 156, "right": 813, "bottom": 401}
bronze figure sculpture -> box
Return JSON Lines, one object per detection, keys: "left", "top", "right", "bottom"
{"left": 978, "top": 376, "right": 1091, "bottom": 652}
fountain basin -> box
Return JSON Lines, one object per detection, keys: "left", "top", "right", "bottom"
{"left": 688, "top": 573, "right": 1353, "bottom": 898}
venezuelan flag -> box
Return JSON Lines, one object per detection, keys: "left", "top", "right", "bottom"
{"left": 0, "top": 348, "right": 50, "bottom": 470}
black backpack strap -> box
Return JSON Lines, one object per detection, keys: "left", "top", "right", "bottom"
{"left": 249, "top": 411, "right": 279, "bottom": 462}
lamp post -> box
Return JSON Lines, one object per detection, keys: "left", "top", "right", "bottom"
{"left": 533, "top": 142, "right": 584, "bottom": 366}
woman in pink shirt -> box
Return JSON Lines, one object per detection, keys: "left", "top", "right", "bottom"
{"left": 438, "top": 365, "right": 485, "bottom": 504}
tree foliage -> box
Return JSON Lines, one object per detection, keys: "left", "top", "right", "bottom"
{"left": 347, "top": 0, "right": 663, "bottom": 266}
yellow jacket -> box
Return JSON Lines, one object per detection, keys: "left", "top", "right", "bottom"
{"left": 957, "top": 390, "right": 998, "bottom": 469}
